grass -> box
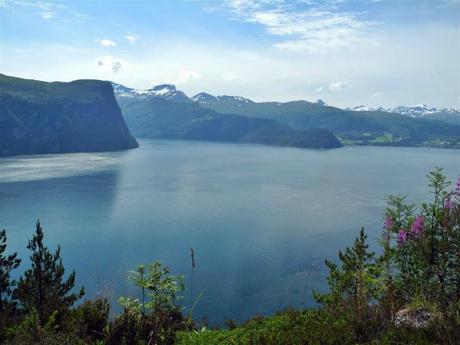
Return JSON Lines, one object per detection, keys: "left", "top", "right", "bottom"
{"left": 176, "top": 308, "right": 445, "bottom": 345}
{"left": 177, "top": 309, "right": 350, "bottom": 345}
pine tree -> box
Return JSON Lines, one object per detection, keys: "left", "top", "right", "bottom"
{"left": 14, "top": 220, "right": 84, "bottom": 324}
{"left": 314, "top": 227, "right": 381, "bottom": 314}
{"left": 0, "top": 229, "right": 21, "bottom": 314}
{"left": 0, "top": 229, "right": 21, "bottom": 338}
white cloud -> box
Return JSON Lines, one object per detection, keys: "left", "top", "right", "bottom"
{"left": 97, "top": 39, "right": 116, "bottom": 47}
{"left": 39, "top": 10, "right": 53, "bottom": 20}
{"left": 6, "top": 0, "right": 54, "bottom": 10}
{"left": 4, "top": 0, "right": 65, "bottom": 20}
{"left": 152, "top": 70, "right": 200, "bottom": 86}
{"left": 125, "top": 34, "right": 139, "bottom": 43}
{"left": 75, "top": 13, "right": 92, "bottom": 21}
{"left": 96, "top": 55, "right": 127, "bottom": 74}
{"left": 223, "top": 72, "right": 238, "bottom": 81}
{"left": 227, "top": 0, "right": 377, "bottom": 53}
{"left": 274, "top": 72, "right": 287, "bottom": 80}
{"left": 222, "top": 72, "right": 247, "bottom": 83}
{"left": 316, "top": 86, "right": 323, "bottom": 92}
{"left": 328, "top": 81, "right": 349, "bottom": 91}
{"left": 175, "top": 70, "right": 200, "bottom": 84}
{"left": 371, "top": 90, "right": 382, "bottom": 98}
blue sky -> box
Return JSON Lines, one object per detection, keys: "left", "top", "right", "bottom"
{"left": 0, "top": 0, "right": 459, "bottom": 108}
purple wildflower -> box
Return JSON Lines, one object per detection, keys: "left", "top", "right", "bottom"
{"left": 443, "top": 196, "right": 453, "bottom": 210}
{"left": 410, "top": 215, "right": 424, "bottom": 237}
{"left": 397, "top": 229, "right": 408, "bottom": 245}
{"left": 456, "top": 177, "right": 460, "bottom": 194}
{"left": 384, "top": 217, "right": 394, "bottom": 230}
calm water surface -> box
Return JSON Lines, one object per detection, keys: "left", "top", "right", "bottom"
{"left": 0, "top": 140, "right": 459, "bottom": 323}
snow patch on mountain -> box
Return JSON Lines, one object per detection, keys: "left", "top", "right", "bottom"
{"left": 112, "top": 82, "right": 191, "bottom": 102}
{"left": 346, "top": 104, "right": 460, "bottom": 117}
{"left": 192, "top": 93, "right": 254, "bottom": 105}
{"left": 191, "top": 92, "right": 218, "bottom": 104}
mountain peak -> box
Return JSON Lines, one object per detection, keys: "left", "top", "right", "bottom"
{"left": 192, "top": 92, "right": 218, "bottom": 104}
{"left": 217, "top": 95, "right": 253, "bottom": 103}
{"left": 150, "top": 84, "right": 176, "bottom": 93}
{"left": 316, "top": 99, "right": 327, "bottom": 106}
{"left": 192, "top": 93, "right": 253, "bottom": 105}
{"left": 112, "top": 82, "right": 191, "bottom": 103}
{"left": 111, "top": 82, "right": 132, "bottom": 94}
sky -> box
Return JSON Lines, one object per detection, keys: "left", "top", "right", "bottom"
{"left": 0, "top": 0, "right": 459, "bottom": 108}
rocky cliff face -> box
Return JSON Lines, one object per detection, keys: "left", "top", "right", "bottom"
{"left": 0, "top": 74, "right": 138, "bottom": 156}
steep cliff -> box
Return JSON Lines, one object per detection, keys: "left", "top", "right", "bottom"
{"left": 0, "top": 74, "right": 138, "bottom": 156}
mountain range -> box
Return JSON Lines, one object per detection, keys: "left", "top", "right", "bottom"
{"left": 348, "top": 104, "right": 460, "bottom": 126}
{"left": 113, "top": 83, "right": 342, "bottom": 149}
{"left": 348, "top": 104, "right": 459, "bottom": 117}
{"left": 113, "top": 83, "right": 460, "bottom": 149}
{"left": 1, "top": 73, "right": 459, "bottom": 158}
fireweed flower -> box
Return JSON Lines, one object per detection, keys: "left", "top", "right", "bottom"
{"left": 443, "top": 196, "right": 453, "bottom": 210}
{"left": 384, "top": 217, "right": 394, "bottom": 230}
{"left": 410, "top": 215, "right": 424, "bottom": 237}
{"left": 397, "top": 229, "right": 408, "bottom": 245}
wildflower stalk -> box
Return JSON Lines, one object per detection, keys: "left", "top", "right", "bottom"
{"left": 190, "top": 248, "right": 195, "bottom": 303}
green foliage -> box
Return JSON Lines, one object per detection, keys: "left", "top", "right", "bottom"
{"left": 108, "top": 261, "right": 189, "bottom": 345}
{"left": 314, "top": 228, "right": 382, "bottom": 314}
{"left": 177, "top": 310, "right": 457, "bottom": 345}
{"left": 126, "top": 261, "right": 185, "bottom": 314}
{"left": 1, "top": 223, "right": 106, "bottom": 344}
{"left": 5, "top": 309, "right": 59, "bottom": 343}
{"left": 14, "top": 220, "right": 85, "bottom": 325}
{"left": 3, "top": 308, "right": 90, "bottom": 344}
{"left": 0, "top": 229, "right": 21, "bottom": 311}
{"left": 72, "top": 298, "right": 110, "bottom": 342}
{"left": 385, "top": 168, "right": 460, "bottom": 323}
{"left": 176, "top": 308, "right": 442, "bottom": 345}
{"left": 0, "top": 229, "right": 21, "bottom": 340}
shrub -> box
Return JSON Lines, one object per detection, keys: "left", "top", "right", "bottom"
{"left": 107, "top": 261, "right": 191, "bottom": 345}
{"left": 73, "top": 298, "right": 110, "bottom": 342}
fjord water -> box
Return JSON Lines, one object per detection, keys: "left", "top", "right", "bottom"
{"left": 0, "top": 140, "right": 459, "bottom": 323}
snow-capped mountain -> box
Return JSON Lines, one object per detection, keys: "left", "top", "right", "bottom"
{"left": 112, "top": 82, "right": 192, "bottom": 103}
{"left": 190, "top": 92, "right": 218, "bottom": 104}
{"left": 192, "top": 93, "right": 253, "bottom": 106}
{"left": 348, "top": 105, "right": 386, "bottom": 112}
{"left": 391, "top": 105, "right": 460, "bottom": 117}
{"left": 347, "top": 104, "right": 460, "bottom": 117}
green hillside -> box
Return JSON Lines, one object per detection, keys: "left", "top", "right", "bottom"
{"left": 117, "top": 96, "right": 343, "bottom": 149}
{"left": 195, "top": 97, "right": 460, "bottom": 148}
